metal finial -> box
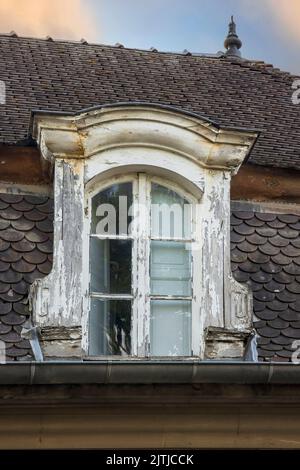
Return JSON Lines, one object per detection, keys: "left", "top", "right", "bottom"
{"left": 224, "top": 15, "right": 242, "bottom": 58}
{"left": 229, "top": 15, "right": 236, "bottom": 34}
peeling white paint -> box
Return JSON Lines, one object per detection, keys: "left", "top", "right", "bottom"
{"left": 31, "top": 105, "right": 258, "bottom": 359}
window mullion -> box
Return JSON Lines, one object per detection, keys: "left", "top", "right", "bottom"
{"left": 135, "top": 173, "right": 150, "bottom": 356}
{"left": 191, "top": 202, "right": 202, "bottom": 357}
{"left": 131, "top": 178, "right": 139, "bottom": 356}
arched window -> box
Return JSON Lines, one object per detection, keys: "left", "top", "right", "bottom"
{"left": 88, "top": 173, "right": 198, "bottom": 357}
{"left": 31, "top": 104, "right": 256, "bottom": 360}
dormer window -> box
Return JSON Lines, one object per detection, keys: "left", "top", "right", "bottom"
{"left": 30, "top": 104, "right": 257, "bottom": 360}
{"left": 88, "top": 174, "right": 198, "bottom": 357}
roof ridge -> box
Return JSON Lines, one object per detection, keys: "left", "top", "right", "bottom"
{"left": 0, "top": 31, "right": 298, "bottom": 78}
{"left": 0, "top": 31, "right": 223, "bottom": 59}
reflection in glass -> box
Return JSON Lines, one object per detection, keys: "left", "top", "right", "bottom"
{"left": 151, "top": 183, "right": 191, "bottom": 239}
{"left": 90, "top": 238, "right": 132, "bottom": 294}
{"left": 89, "top": 299, "right": 131, "bottom": 355}
{"left": 91, "top": 182, "right": 133, "bottom": 235}
{"left": 150, "top": 300, "right": 191, "bottom": 356}
{"left": 150, "top": 240, "right": 191, "bottom": 296}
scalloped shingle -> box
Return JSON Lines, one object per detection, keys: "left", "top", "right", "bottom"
{"left": 1, "top": 193, "right": 300, "bottom": 361}
{"left": 232, "top": 210, "right": 300, "bottom": 362}
{"left": 0, "top": 193, "right": 53, "bottom": 360}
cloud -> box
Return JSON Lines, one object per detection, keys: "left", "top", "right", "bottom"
{"left": 234, "top": 0, "right": 300, "bottom": 73}
{"left": 239, "top": 0, "right": 300, "bottom": 44}
{"left": 0, "top": 0, "right": 98, "bottom": 40}
{"left": 265, "top": 0, "right": 300, "bottom": 43}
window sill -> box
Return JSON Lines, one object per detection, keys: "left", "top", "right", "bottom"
{"left": 84, "top": 356, "right": 200, "bottom": 361}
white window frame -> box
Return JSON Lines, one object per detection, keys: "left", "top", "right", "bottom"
{"left": 84, "top": 172, "right": 202, "bottom": 358}
{"left": 30, "top": 104, "right": 256, "bottom": 360}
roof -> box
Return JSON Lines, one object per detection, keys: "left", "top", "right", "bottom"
{"left": 0, "top": 193, "right": 300, "bottom": 361}
{"left": 0, "top": 193, "right": 52, "bottom": 360}
{"left": 231, "top": 208, "right": 300, "bottom": 361}
{"left": 0, "top": 34, "right": 299, "bottom": 169}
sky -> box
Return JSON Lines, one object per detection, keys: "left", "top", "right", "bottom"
{"left": 0, "top": 0, "right": 299, "bottom": 75}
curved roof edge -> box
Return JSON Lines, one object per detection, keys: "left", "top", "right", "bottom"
{"left": 30, "top": 101, "right": 260, "bottom": 135}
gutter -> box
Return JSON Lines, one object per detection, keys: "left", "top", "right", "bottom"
{"left": 0, "top": 361, "right": 300, "bottom": 385}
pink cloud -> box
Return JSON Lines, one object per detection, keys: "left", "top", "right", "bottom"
{"left": 0, "top": 0, "right": 98, "bottom": 41}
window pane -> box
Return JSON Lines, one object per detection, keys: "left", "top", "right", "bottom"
{"left": 151, "top": 183, "right": 191, "bottom": 239}
{"left": 150, "top": 300, "right": 191, "bottom": 356}
{"left": 90, "top": 238, "right": 132, "bottom": 294}
{"left": 91, "top": 182, "right": 132, "bottom": 235}
{"left": 150, "top": 240, "right": 191, "bottom": 296}
{"left": 89, "top": 299, "right": 131, "bottom": 355}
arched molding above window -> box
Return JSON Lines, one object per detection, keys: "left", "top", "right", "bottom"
{"left": 32, "top": 103, "right": 257, "bottom": 173}
{"left": 29, "top": 104, "right": 258, "bottom": 361}
{"left": 85, "top": 155, "right": 204, "bottom": 200}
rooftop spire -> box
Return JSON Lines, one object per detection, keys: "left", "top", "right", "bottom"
{"left": 224, "top": 15, "right": 242, "bottom": 58}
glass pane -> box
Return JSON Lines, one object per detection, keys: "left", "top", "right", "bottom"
{"left": 150, "top": 240, "right": 191, "bottom": 296}
{"left": 150, "top": 300, "right": 191, "bottom": 356}
{"left": 89, "top": 299, "right": 131, "bottom": 356}
{"left": 151, "top": 183, "right": 191, "bottom": 239}
{"left": 91, "top": 182, "right": 132, "bottom": 235}
{"left": 90, "top": 238, "right": 132, "bottom": 294}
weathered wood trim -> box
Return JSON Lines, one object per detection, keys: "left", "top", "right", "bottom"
{"left": 0, "top": 145, "right": 51, "bottom": 184}
{"left": 29, "top": 159, "right": 85, "bottom": 358}
{"left": 0, "top": 181, "right": 51, "bottom": 196}
{"left": 30, "top": 105, "right": 257, "bottom": 359}
{"left": 232, "top": 163, "right": 300, "bottom": 203}
{"left": 231, "top": 199, "right": 300, "bottom": 214}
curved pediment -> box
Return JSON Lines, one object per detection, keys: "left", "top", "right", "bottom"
{"left": 33, "top": 103, "right": 258, "bottom": 173}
